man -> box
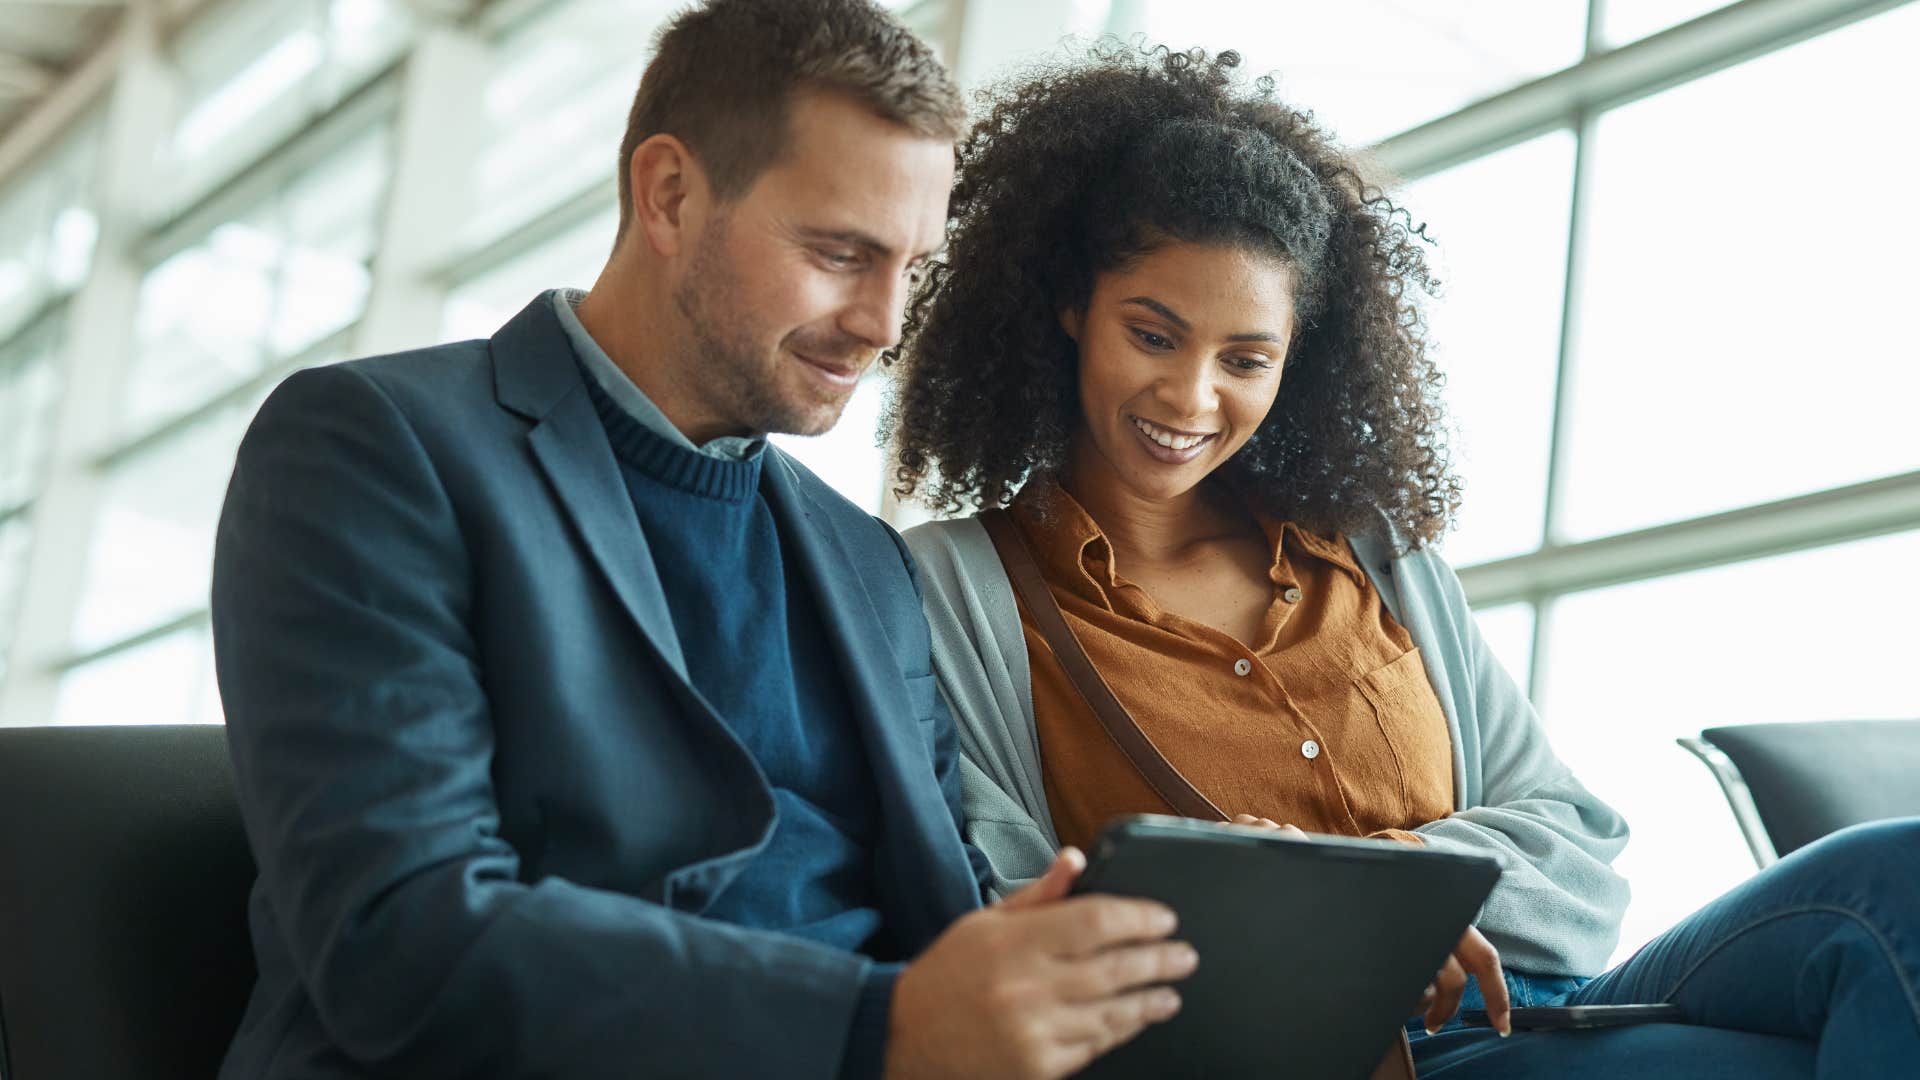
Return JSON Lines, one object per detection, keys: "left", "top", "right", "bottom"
{"left": 210, "top": 1, "right": 1194, "bottom": 1077}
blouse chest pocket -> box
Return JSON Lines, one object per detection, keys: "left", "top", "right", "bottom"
{"left": 1355, "top": 648, "right": 1456, "bottom": 819}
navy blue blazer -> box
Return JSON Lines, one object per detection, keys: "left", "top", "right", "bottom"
{"left": 211, "top": 297, "right": 992, "bottom": 1078}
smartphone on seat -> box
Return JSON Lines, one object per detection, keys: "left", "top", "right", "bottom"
{"left": 1460, "top": 1004, "right": 1686, "bottom": 1031}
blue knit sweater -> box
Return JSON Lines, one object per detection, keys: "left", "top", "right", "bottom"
{"left": 580, "top": 372, "right": 897, "bottom": 1077}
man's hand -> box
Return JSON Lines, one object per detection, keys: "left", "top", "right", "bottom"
{"left": 884, "top": 847, "right": 1197, "bottom": 1080}
{"left": 1228, "top": 815, "right": 1510, "bottom": 1036}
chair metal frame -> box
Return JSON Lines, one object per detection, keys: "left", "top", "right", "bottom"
{"left": 1676, "top": 736, "right": 1780, "bottom": 869}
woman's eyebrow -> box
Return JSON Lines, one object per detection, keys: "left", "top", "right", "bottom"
{"left": 1122, "top": 296, "right": 1280, "bottom": 343}
{"left": 1121, "top": 296, "right": 1190, "bottom": 330}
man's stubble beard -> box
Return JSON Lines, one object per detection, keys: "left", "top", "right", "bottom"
{"left": 671, "top": 218, "right": 865, "bottom": 439}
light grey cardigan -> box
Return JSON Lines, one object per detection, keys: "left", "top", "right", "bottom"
{"left": 903, "top": 512, "right": 1632, "bottom": 977}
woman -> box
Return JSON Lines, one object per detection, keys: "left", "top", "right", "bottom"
{"left": 889, "top": 42, "right": 1917, "bottom": 1078}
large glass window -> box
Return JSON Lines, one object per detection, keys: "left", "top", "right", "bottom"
{"left": 69, "top": 400, "right": 259, "bottom": 656}
{"left": 1540, "top": 529, "right": 1920, "bottom": 962}
{"left": 1103, "top": 1, "right": 1587, "bottom": 145}
{"left": 1560, "top": 3, "right": 1920, "bottom": 540}
{"left": 0, "top": 517, "right": 30, "bottom": 687}
{"left": 163, "top": 0, "right": 412, "bottom": 214}
{"left": 441, "top": 209, "right": 616, "bottom": 343}
{"left": 0, "top": 320, "right": 64, "bottom": 515}
{"left": 1470, "top": 601, "right": 1536, "bottom": 699}
{"left": 0, "top": 120, "right": 101, "bottom": 344}
{"left": 1602, "top": 0, "right": 1734, "bottom": 47}
{"left": 126, "top": 125, "right": 390, "bottom": 437}
{"left": 54, "top": 623, "right": 222, "bottom": 727}
{"left": 457, "top": 0, "right": 681, "bottom": 253}
{"left": 1403, "top": 131, "right": 1576, "bottom": 567}
{"left": 67, "top": 125, "right": 379, "bottom": 669}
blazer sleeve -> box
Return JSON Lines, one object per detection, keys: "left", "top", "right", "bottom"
{"left": 1402, "top": 550, "right": 1632, "bottom": 977}
{"left": 213, "top": 364, "right": 873, "bottom": 1078}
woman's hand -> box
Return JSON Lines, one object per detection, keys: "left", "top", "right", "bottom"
{"left": 1419, "top": 924, "right": 1509, "bottom": 1036}
{"left": 1230, "top": 814, "right": 1511, "bottom": 1036}
{"left": 1230, "top": 813, "right": 1307, "bottom": 840}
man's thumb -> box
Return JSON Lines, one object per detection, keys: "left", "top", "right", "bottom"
{"left": 999, "top": 846, "right": 1085, "bottom": 909}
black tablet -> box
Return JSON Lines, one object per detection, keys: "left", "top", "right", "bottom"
{"left": 1069, "top": 815, "right": 1503, "bottom": 1080}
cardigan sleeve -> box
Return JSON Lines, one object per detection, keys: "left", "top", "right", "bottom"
{"left": 1389, "top": 544, "right": 1633, "bottom": 977}
{"left": 904, "top": 519, "right": 1060, "bottom": 897}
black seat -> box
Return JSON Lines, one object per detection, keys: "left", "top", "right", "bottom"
{"left": 0, "top": 725, "right": 256, "bottom": 1080}
{"left": 1678, "top": 719, "right": 1920, "bottom": 867}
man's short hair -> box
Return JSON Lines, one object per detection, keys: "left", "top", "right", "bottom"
{"left": 615, "top": 0, "right": 965, "bottom": 244}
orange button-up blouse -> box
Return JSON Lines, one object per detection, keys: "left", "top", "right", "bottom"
{"left": 1010, "top": 485, "right": 1455, "bottom": 853}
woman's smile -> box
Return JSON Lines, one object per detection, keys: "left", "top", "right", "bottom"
{"left": 1128, "top": 414, "right": 1217, "bottom": 464}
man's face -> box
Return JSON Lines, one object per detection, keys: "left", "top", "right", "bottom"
{"left": 672, "top": 90, "right": 953, "bottom": 438}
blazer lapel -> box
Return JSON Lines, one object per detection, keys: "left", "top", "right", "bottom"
{"left": 491, "top": 297, "right": 690, "bottom": 685}
{"left": 760, "top": 457, "right": 925, "bottom": 782}
{"left": 527, "top": 404, "right": 690, "bottom": 684}
{"left": 760, "top": 453, "right": 980, "bottom": 938}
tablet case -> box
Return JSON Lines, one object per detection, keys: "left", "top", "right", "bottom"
{"left": 1074, "top": 818, "right": 1496, "bottom": 1079}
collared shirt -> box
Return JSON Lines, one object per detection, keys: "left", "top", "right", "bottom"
{"left": 1009, "top": 483, "right": 1455, "bottom": 852}
{"left": 551, "top": 288, "right": 762, "bottom": 461}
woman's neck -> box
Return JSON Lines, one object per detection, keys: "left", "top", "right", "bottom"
{"left": 1058, "top": 433, "right": 1249, "bottom": 567}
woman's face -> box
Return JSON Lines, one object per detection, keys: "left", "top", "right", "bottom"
{"left": 1063, "top": 241, "right": 1296, "bottom": 504}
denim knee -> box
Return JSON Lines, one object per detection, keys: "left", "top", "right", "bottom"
{"left": 1787, "top": 817, "right": 1920, "bottom": 876}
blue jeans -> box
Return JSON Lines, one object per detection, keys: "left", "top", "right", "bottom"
{"left": 1408, "top": 818, "right": 1920, "bottom": 1078}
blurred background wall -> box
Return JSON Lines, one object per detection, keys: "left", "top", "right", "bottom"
{"left": 0, "top": 0, "right": 1915, "bottom": 964}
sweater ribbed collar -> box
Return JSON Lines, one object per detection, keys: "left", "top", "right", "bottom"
{"left": 581, "top": 370, "right": 764, "bottom": 502}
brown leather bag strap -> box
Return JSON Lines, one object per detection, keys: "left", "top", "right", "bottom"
{"left": 980, "top": 509, "right": 1228, "bottom": 823}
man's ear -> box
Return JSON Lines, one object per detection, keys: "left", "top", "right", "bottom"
{"left": 627, "top": 133, "right": 708, "bottom": 259}
{"left": 1058, "top": 306, "right": 1084, "bottom": 343}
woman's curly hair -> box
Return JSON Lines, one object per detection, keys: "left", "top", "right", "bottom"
{"left": 885, "top": 40, "right": 1461, "bottom": 546}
